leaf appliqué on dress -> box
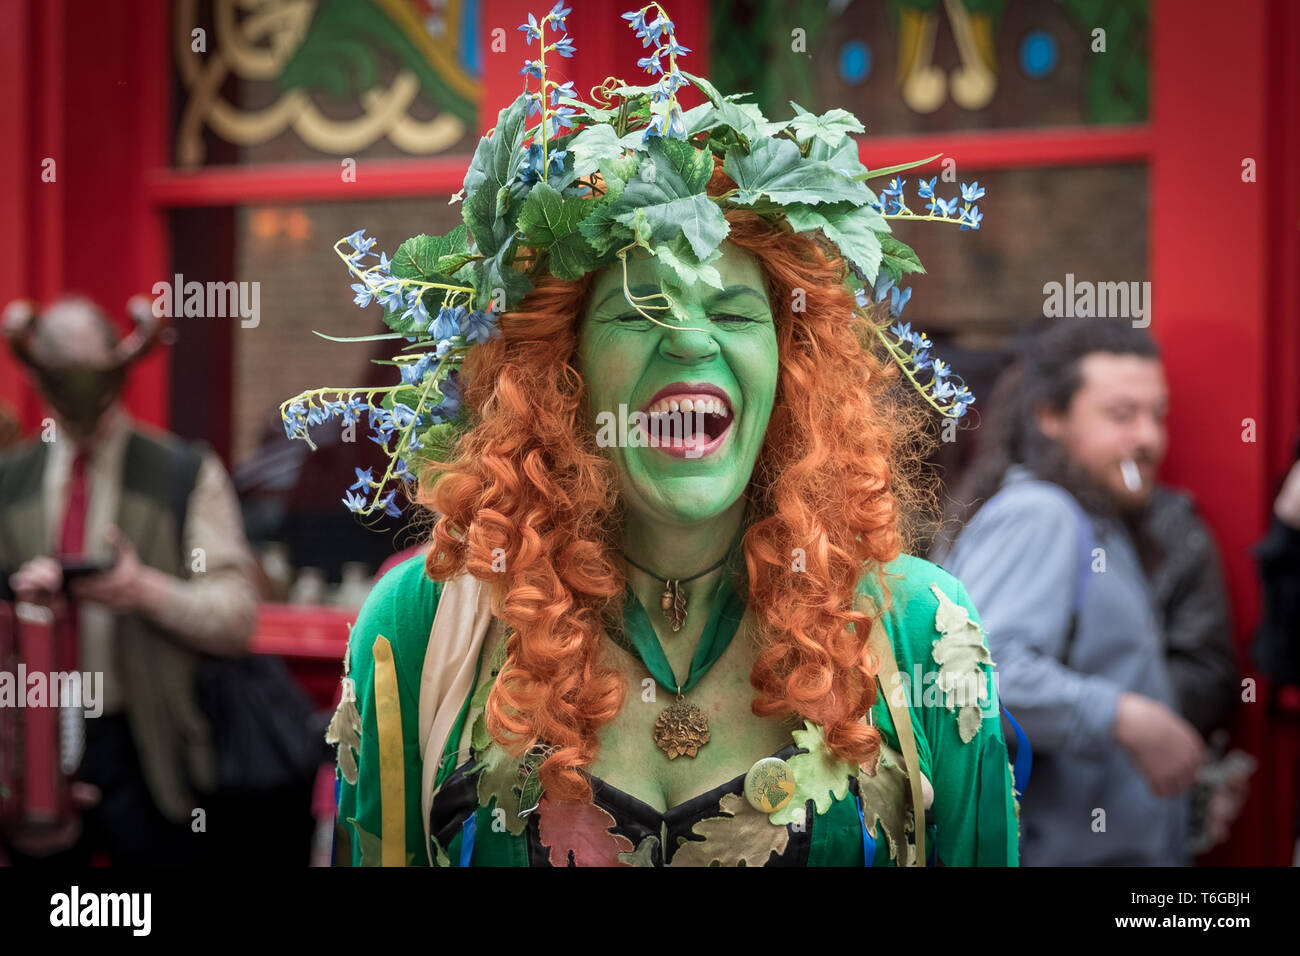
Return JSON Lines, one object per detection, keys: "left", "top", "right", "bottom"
{"left": 537, "top": 795, "right": 634, "bottom": 866}
{"left": 671, "top": 792, "right": 790, "bottom": 866}
{"left": 929, "top": 582, "right": 992, "bottom": 743}
{"left": 326, "top": 676, "right": 362, "bottom": 785}
{"left": 768, "top": 720, "right": 856, "bottom": 825}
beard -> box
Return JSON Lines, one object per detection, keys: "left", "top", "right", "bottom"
{"left": 1024, "top": 439, "right": 1165, "bottom": 576}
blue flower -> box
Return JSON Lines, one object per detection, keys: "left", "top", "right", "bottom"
{"left": 889, "top": 285, "right": 912, "bottom": 317}
{"left": 918, "top": 176, "right": 937, "bottom": 200}
{"left": 889, "top": 320, "right": 913, "bottom": 342}
{"left": 550, "top": 80, "right": 576, "bottom": 105}
{"left": 882, "top": 177, "right": 905, "bottom": 197}
{"left": 351, "top": 282, "right": 375, "bottom": 308}
{"left": 960, "top": 181, "right": 986, "bottom": 202}
{"left": 400, "top": 353, "right": 435, "bottom": 386}
{"left": 873, "top": 272, "right": 895, "bottom": 303}
{"left": 518, "top": 14, "right": 540, "bottom": 44}
{"left": 547, "top": 2, "right": 571, "bottom": 27}
{"left": 550, "top": 34, "right": 576, "bottom": 57}
{"left": 931, "top": 358, "right": 951, "bottom": 380}
{"left": 342, "top": 490, "right": 368, "bottom": 513}
{"left": 960, "top": 206, "right": 983, "bottom": 231}
{"left": 853, "top": 287, "right": 870, "bottom": 308}
{"left": 912, "top": 331, "right": 932, "bottom": 350}
{"left": 646, "top": 16, "right": 673, "bottom": 42}
{"left": 520, "top": 59, "right": 543, "bottom": 80}
{"left": 527, "top": 92, "right": 544, "bottom": 118}
{"left": 350, "top": 466, "right": 375, "bottom": 491}
{"left": 376, "top": 251, "right": 391, "bottom": 273}
{"left": 638, "top": 51, "right": 664, "bottom": 74}
{"left": 546, "top": 107, "right": 576, "bottom": 137}
{"left": 341, "top": 397, "right": 368, "bottom": 426}
{"left": 402, "top": 291, "right": 430, "bottom": 327}
{"left": 431, "top": 304, "right": 463, "bottom": 340}
{"left": 934, "top": 196, "right": 958, "bottom": 217}
{"left": 377, "top": 489, "right": 402, "bottom": 518}
{"left": 931, "top": 378, "right": 956, "bottom": 401}
{"left": 345, "top": 229, "right": 375, "bottom": 255}
{"left": 621, "top": 9, "right": 649, "bottom": 35}
{"left": 912, "top": 348, "right": 931, "bottom": 371}
{"left": 664, "top": 37, "right": 691, "bottom": 57}
{"left": 461, "top": 309, "right": 499, "bottom": 345}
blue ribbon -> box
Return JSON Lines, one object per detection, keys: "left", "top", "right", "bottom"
{"left": 459, "top": 811, "right": 477, "bottom": 867}
{"left": 855, "top": 794, "right": 876, "bottom": 866}
{"left": 1003, "top": 706, "right": 1032, "bottom": 797}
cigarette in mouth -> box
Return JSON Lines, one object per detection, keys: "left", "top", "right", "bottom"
{"left": 1120, "top": 458, "right": 1143, "bottom": 493}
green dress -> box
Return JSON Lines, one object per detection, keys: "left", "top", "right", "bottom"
{"left": 332, "top": 553, "right": 1020, "bottom": 866}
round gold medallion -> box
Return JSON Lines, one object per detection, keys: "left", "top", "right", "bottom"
{"left": 744, "top": 756, "right": 796, "bottom": 813}
{"left": 653, "top": 697, "right": 710, "bottom": 759}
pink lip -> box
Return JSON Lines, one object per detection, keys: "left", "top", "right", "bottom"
{"left": 635, "top": 381, "right": 736, "bottom": 459}
{"left": 640, "top": 381, "right": 733, "bottom": 413}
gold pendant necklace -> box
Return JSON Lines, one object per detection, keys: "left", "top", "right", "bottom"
{"left": 653, "top": 687, "right": 711, "bottom": 759}
{"left": 620, "top": 552, "right": 729, "bottom": 632}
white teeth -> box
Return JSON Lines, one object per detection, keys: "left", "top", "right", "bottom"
{"left": 645, "top": 395, "right": 732, "bottom": 417}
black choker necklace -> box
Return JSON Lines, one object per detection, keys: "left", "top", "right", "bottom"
{"left": 620, "top": 552, "right": 729, "bottom": 632}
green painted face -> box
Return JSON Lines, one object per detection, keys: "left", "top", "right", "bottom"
{"left": 578, "top": 241, "right": 779, "bottom": 526}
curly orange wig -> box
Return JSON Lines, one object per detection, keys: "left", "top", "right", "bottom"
{"left": 422, "top": 168, "right": 925, "bottom": 802}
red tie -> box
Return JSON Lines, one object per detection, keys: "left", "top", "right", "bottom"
{"left": 60, "top": 448, "right": 89, "bottom": 556}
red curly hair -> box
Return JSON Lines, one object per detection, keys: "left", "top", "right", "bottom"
{"left": 422, "top": 169, "right": 923, "bottom": 802}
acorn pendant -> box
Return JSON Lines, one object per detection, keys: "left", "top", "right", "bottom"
{"left": 653, "top": 694, "right": 710, "bottom": 759}
{"left": 660, "top": 579, "right": 687, "bottom": 632}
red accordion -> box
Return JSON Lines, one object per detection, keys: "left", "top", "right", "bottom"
{"left": 0, "top": 598, "right": 80, "bottom": 827}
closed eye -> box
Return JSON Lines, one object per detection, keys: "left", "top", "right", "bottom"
{"left": 711, "top": 313, "right": 755, "bottom": 325}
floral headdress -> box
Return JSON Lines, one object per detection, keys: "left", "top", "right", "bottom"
{"left": 281, "top": 3, "right": 983, "bottom": 517}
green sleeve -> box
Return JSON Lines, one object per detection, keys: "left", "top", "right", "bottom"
{"left": 334, "top": 554, "right": 442, "bottom": 867}
{"left": 864, "top": 554, "right": 1020, "bottom": 867}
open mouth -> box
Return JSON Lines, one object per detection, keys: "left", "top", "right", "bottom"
{"left": 637, "top": 383, "right": 736, "bottom": 459}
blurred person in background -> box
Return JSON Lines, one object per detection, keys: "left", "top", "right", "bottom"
{"left": 1252, "top": 435, "right": 1300, "bottom": 863}
{"left": 932, "top": 318, "right": 1234, "bottom": 865}
{"left": 0, "top": 295, "right": 260, "bottom": 865}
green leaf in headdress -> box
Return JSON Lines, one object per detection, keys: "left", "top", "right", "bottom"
{"left": 785, "top": 202, "right": 888, "bottom": 285}
{"left": 610, "top": 139, "right": 729, "bottom": 260}
{"left": 725, "top": 137, "right": 874, "bottom": 208}
{"left": 516, "top": 182, "right": 600, "bottom": 281}
{"left": 878, "top": 235, "right": 927, "bottom": 284}
{"left": 788, "top": 102, "right": 866, "bottom": 149}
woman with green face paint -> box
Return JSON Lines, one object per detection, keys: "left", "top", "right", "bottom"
{"left": 306, "top": 3, "right": 1015, "bottom": 867}
{"left": 325, "top": 200, "right": 1020, "bottom": 867}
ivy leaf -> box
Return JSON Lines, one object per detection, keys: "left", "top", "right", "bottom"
{"left": 466, "top": 240, "right": 532, "bottom": 312}
{"left": 578, "top": 176, "right": 634, "bottom": 259}
{"left": 567, "top": 124, "right": 625, "bottom": 179}
{"left": 617, "top": 195, "right": 729, "bottom": 261}
{"left": 609, "top": 139, "right": 728, "bottom": 260}
{"left": 788, "top": 101, "right": 865, "bottom": 148}
{"left": 462, "top": 94, "right": 529, "bottom": 200}
{"left": 516, "top": 182, "right": 599, "bottom": 281}
{"left": 784, "top": 202, "right": 887, "bottom": 284}
{"left": 670, "top": 793, "right": 790, "bottom": 867}
{"left": 537, "top": 795, "right": 634, "bottom": 866}
{"left": 724, "top": 137, "right": 873, "bottom": 208}
{"left": 652, "top": 236, "right": 724, "bottom": 294}
{"left": 769, "top": 720, "right": 856, "bottom": 825}
{"left": 930, "top": 583, "right": 993, "bottom": 744}
{"left": 391, "top": 226, "right": 470, "bottom": 282}
{"left": 879, "top": 235, "right": 927, "bottom": 284}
